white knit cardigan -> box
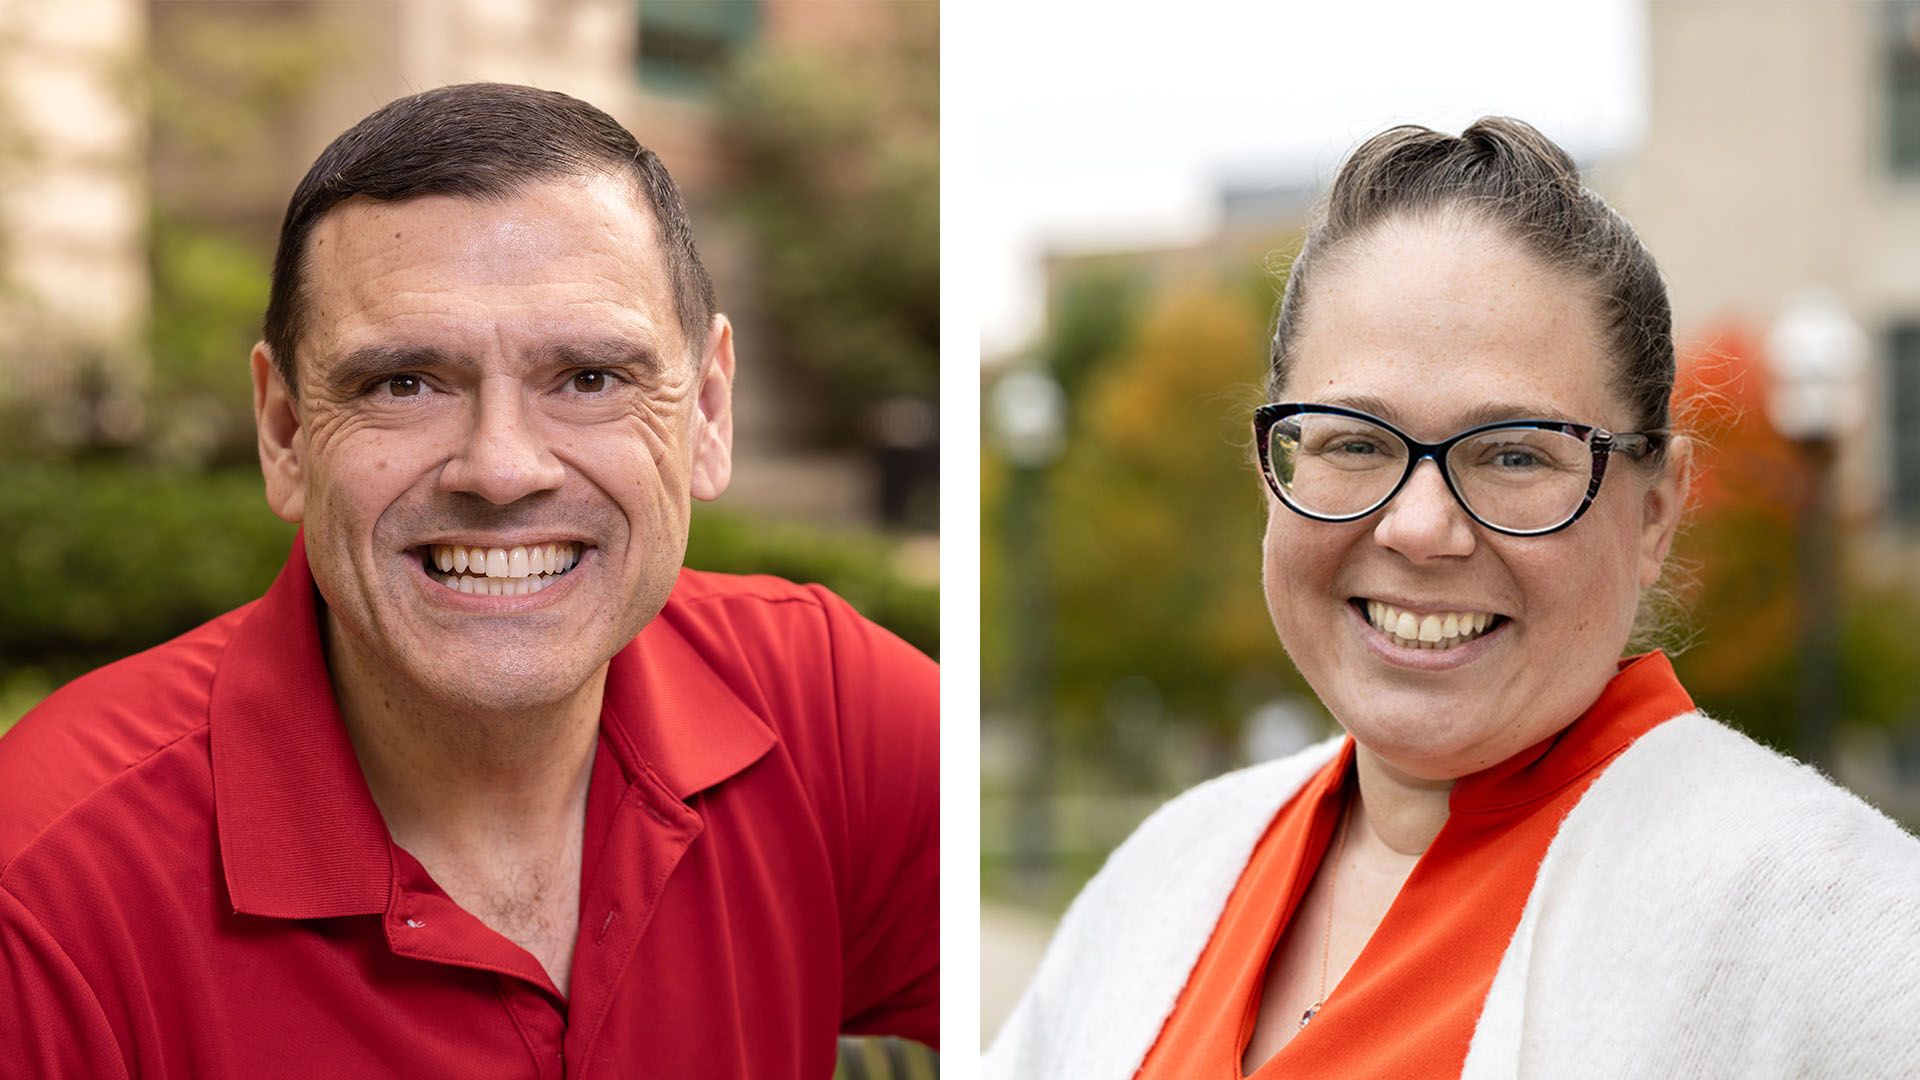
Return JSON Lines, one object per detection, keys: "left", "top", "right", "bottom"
{"left": 984, "top": 712, "right": 1920, "bottom": 1079}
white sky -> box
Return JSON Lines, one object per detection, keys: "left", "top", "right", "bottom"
{"left": 977, "top": 0, "right": 1647, "bottom": 357}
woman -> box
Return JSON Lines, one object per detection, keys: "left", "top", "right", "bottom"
{"left": 985, "top": 119, "right": 1920, "bottom": 1079}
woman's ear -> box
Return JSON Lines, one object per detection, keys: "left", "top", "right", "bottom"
{"left": 1637, "top": 435, "right": 1693, "bottom": 587}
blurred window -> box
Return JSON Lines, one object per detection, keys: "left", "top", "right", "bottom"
{"left": 1885, "top": 1, "right": 1920, "bottom": 174}
{"left": 1892, "top": 323, "right": 1920, "bottom": 521}
{"left": 637, "top": 0, "right": 760, "bottom": 95}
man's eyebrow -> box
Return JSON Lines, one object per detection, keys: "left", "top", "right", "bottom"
{"left": 1318, "top": 393, "right": 1582, "bottom": 428}
{"left": 544, "top": 338, "right": 666, "bottom": 376}
{"left": 322, "top": 344, "right": 472, "bottom": 391}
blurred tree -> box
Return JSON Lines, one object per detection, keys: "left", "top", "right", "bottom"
{"left": 713, "top": 5, "right": 937, "bottom": 442}
{"left": 1043, "top": 284, "right": 1305, "bottom": 757}
{"left": 144, "top": 214, "right": 270, "bottom": 467}
{"left": 1044, "top": 263, "right": 1145, "bottom": 408}
{"left": 141, "top": 11, "right": 335, "bottom": 468}
{"left": 983, "top": 265, "right": 1142, "bottom": 711}
{"left": 1668, "top": 325, "right": 1920, "bottom": 751}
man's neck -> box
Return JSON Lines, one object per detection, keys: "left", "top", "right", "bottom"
{"left": 322, "top": 615, "right": 603, "bottom": 861}
{"left": 323, "top": 615, "right": 601, "bottom": 992}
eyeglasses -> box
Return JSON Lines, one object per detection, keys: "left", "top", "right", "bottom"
{"left": 1253, "top": 402, "right": 1664, "bottom": 537}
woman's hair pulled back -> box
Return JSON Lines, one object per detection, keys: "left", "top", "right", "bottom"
{"left": 1269, "top": 117, "right": 1674, "bottom": 438}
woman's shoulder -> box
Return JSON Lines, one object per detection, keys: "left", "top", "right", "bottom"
{"left": 1583, "top": 711, "right": 1920, "bottom": 874}
{"left": 1552, "top": 711, "right": 1920, "bottom": 923}
{"left": 1467, "top": 712, "right": 1920, "bottom": 1076}
{"left": 984, "top": 737, "right": 1344, "bottom": 1079}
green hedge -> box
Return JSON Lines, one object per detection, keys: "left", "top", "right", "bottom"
{"left": 1, "top": 464, "right": 937, "bottom": 723}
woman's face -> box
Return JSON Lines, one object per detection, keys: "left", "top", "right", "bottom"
{"left": 1263, "top": 215, "right": 1687, "bottom": 782}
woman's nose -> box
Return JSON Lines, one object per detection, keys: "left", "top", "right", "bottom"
{"left": 1372, "top": 458, "right": 1477, "bottom": 561}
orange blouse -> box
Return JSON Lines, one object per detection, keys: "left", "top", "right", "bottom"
{"left": 1135, "top": 652, "right": 1695, "bottom": 1079}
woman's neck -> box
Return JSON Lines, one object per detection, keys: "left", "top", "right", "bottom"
{"left": 1350, "top": 742, "right": 1455, "bottom": 857}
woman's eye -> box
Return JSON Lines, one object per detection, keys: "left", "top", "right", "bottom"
{"left": 1493, "top": 449, "right": 1542, "bottom": 469}
{"left": 1320, "top": 438, "right": 1381, "bottom": 458}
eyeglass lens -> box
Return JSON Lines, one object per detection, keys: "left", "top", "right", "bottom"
{"left": 1268, "top": 414, "right": 1593, "bottom": 532}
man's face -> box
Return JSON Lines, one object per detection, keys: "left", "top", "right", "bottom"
{"left": 252, "top": 174, "right": 733, "bottom": 716}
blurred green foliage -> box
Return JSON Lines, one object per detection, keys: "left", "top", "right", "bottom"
{"left": 145, "top": 214, "right": 272, "bottom": 467}
{"left": 686, "top": 511, "right": 938, "bottom": 659}
{"left": 1, "top": 465, "right": 296, "bottom": 686}
{"left": 985, "top": 260, "right": 1313, "bottom": 789}
{"left": 0, "top": 464, "right": 937, "bottom": 731}
{"left": 714, "top": 7, "right": 938, "bottom": 442}
{"left": 1045, "top": 285, "right": 1300, "bottom": 744}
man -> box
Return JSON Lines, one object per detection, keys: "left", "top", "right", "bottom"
{"left": 0, "top": 84, "right": 938, "bottom": 1078}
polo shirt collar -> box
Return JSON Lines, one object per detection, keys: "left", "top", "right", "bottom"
{"left": 210, "top": 533, "right": 392, "bottom": 919}
{"left": 597, "top": 570, "right": 778, "bottom": 800}
{"left": 210, "top": 537, "right": 777, "bottom": 921}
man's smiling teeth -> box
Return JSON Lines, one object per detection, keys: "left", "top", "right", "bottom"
{"left": 425, "top": 542, "right": 581, "bottom": 596}
{"left": 1365, "top": 600, "right": 1498, "bottom": 650}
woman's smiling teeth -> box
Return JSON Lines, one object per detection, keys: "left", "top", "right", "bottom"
{"left": 423, "top": 542, "right": 582, "bottom": 596}
{"left": 1363, "top": 599, "right": 1501, "bottom": 650}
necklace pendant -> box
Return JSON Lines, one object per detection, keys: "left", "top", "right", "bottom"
{"left": 1299, "top": 1002, "right": 1322, "bottom": 1028}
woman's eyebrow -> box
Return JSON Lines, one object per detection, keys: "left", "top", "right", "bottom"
{"left": 1317, "top": 393, "right": 1580, "bottom": 428}
{"left": 1452, "top": 401, "right": 1582, "bottom": 427}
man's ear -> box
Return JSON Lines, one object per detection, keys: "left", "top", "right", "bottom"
{"left": 1637, "top": 434, "right": 1693, "bottom": 587}
{"left": 689, "top": 314, "right": 736, "bottom": 502}
{"left": 252, "top": 342, "right": 305, "bottom": 523}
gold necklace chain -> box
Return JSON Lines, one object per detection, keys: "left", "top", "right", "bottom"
{"left": 1300, "top": 794, "right": 1353, "bottom": 1029}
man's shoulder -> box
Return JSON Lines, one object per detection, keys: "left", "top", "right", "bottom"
{"left": 666, "top": 566, "right": 844, "bottom": 612}
{"left": 662, "top": 567, "right": 929, "bottom": 666}
{"left": 638, "top": 568, "right": 935, "bottom": 761}
{"left": 0, "top": 603, "right": 252, "bottom": 866}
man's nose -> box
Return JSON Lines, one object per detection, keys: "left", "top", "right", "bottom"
{"left": 438, "top": 380, "right": 566, "bottom": 505}
{"left": 1372, "top": 458, "right": 1477, "bottom": 561}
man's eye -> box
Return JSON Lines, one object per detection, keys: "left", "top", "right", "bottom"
{"left": 383, "top": 374, "right": 423, "bottom": 397}
{"left": 572, "top": 370, "right": 613, "bottom": 393}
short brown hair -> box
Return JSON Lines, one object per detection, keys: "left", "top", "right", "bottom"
{"left": 1269, "top": 116, "right": 1674, "bottom": 439}
{"left": 262, "top": 83, "right": 715, "bottom": 395}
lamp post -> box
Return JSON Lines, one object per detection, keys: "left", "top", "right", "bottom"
{"left": 990, "top": 368, "right": 1065, "bottom": 900}
{"left": 1765, "top": 289, "right": 1867, "bottom": 770}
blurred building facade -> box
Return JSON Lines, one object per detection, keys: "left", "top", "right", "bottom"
{"left": 0, "top": 0, "right": 925, "bottom": 528}
{"left": 1613, "top": 0, "right": 1920, "bottom": 567}
{"left": 0, "top": 0, "right": 149, "bottom": 436}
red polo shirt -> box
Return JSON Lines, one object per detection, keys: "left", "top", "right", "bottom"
{"left": 0, "top": 538, "right": 938, "bottom": 1078}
